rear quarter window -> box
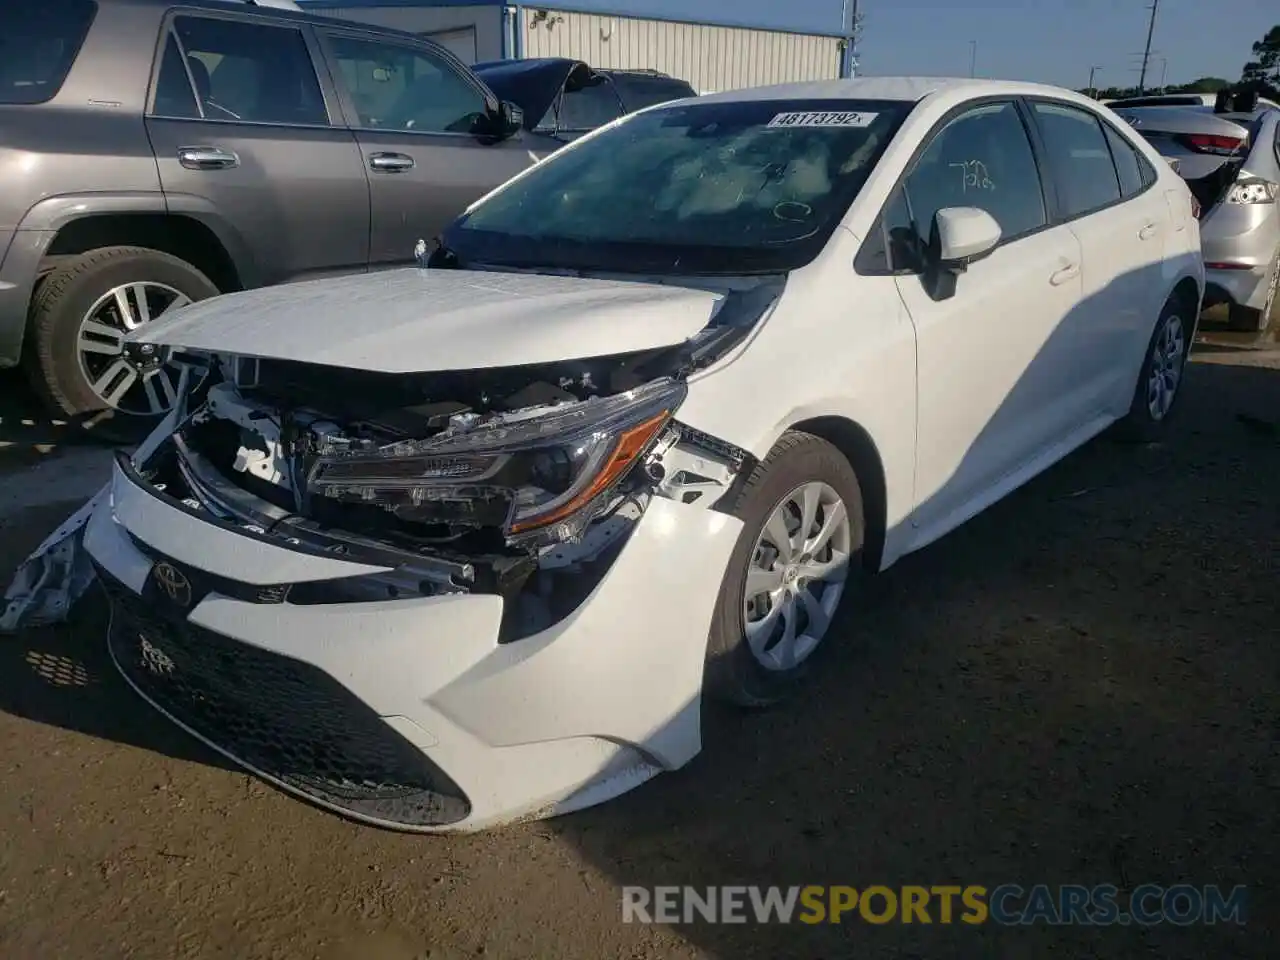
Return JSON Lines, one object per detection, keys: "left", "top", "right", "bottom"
{"left": 0, "top": 0, "right": 97, "bottom": 105}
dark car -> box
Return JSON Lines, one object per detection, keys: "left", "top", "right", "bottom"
{"left": 0, "top": 0, "right": 552, "bottom": 432}
{"left": 472, "top": 58, "right": 697, "bottom": 141}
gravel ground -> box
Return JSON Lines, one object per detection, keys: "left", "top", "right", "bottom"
{"left": 0, "top": 336, "right": 1277, "bottom": 959}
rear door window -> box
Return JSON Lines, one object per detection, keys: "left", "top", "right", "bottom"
{"left": 0, "top": 0, "right": 97, "bottom": 104}
{"left": 1031, "top": 101, "right": 1123, "bottom": 218}
{"left": 158, "top": 15, "right": 329, "bottom": 126}
{"left": 1102, "top": 123, "right": 1153, "bottom": 196}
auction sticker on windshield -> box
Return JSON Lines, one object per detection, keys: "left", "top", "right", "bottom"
{"left": 767, "top": 111, "right": 879, "bottom": 128}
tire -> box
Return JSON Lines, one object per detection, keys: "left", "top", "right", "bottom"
{"left": 23, "top": 246, "right": 218, "bottom": 440}
{"left": 1115, "top": 294, "right": 1192, "bottom": 443}
{"left": 704, "top": 430, "right": 866, "bottom": 707}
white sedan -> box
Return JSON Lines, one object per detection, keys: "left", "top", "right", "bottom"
{"left": 58, "top": 77, "right": 1202, "bottom": 831}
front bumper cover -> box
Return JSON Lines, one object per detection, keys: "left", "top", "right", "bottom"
{"left": 84, "top": 453, "right": 743, "bottom": 831}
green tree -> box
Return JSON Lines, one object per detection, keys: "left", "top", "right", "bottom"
{"left": 1182, "top": 76, "right": 1228, "bottom": 92}
{"left": 1240, "top": 24, "right": 1280, "bottom": 98}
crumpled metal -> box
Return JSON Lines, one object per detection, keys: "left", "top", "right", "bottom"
{"left": 1, "top": 386, "right": 187, "bottom": 634}
{"left": 0, "top": 487, "right": 107, "bottom": 633}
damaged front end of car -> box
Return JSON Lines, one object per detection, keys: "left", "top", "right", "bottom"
{"left": 2, "top": 279, "right": 776, "bottom": 636}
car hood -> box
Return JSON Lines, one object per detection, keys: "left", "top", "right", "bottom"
{"left": 129, "top": 268, "right": 725, "bottom": 373}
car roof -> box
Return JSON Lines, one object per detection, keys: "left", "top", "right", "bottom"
{"left": 96, "top": 0, "right": 423, "bottom": 37}
{"left": 694, "top": 77, "right": 1097, "bottom": 106}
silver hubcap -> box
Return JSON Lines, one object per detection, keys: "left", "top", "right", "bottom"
{"left": 743, "top": 481, "right": 852, "bottom": 672}
{"left": 1147, "top": 312, "right": 1185, "bottom": 421}
{"left": 77, "top": 282, "right": 191, "bottom": 416}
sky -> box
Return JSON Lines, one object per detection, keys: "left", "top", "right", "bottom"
{"left": 578, "top": 0, "right": 1278, "bottom": 90}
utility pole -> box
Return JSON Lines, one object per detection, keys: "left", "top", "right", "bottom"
{"left": 1137, "top": 0, "right": 1159, "bottom": 94}
{"left": 1087, "top": 65, "right": 1102, "bottom": 98}
{"left": 969, "top": 40, "right": 977, "bottom": 78}
{"left": 840, "top": 0, "right": 861, "bottom": 77}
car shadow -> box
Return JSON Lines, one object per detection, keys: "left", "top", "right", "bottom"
{"left": 0, "top": 369, "right": 132, "bottom": 462}
{"left": 0, "top": 498, "right": 234, "bottom": 772}
{"left": 545, "top": 356, "right": 1279, "bottom": 958}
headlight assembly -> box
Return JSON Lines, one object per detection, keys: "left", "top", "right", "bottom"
{"left": 306, "top": 378, "right": 687, "bottom": 545}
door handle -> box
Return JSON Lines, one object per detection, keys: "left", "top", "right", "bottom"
{"left": 369, "top": 152, "right": 415, "bottom": 172}
{"left": 177, "top": 146, "right": 239, "bottom": 170}
{"left": 1138, "top": 222, "right": 1160, "bottom": 240}
{"left": 1049, "top": 261, "right": 1080, "bottom": 286}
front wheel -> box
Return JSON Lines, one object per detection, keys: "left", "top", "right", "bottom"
{"left": 1115, "top": 295, "right": 1191, "bottom": 443}
{"left": 704, "top": 431, "right": 866, "bottom": 707}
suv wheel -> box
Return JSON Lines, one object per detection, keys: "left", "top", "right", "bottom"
{"left": 25, "top": 246, "right": 218, "bottom": 437}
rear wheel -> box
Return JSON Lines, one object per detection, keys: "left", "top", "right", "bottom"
{"left": 704, "top": 431, "right": 866, "bottom": 707}
{"left": 24, "top": 246, "right": 218, "bottom": 440}
{"left": 1115, "top": 295, "right": 1190, "bottom": 442}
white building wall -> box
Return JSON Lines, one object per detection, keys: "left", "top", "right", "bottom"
{"left": 310, "top": 5, "right": 505, "bottom": 63}
{"left": 520, "top": 10, "right": 842, "bottom": 94}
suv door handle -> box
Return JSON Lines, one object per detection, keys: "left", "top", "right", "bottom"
{"left": 1138, "top": 222, "right": 1160, "bottom": 240}
{"left": 369, "top": 152, "right": 415, "bottom": 172}
{"left": 177, "top": 146, "right": 239, "bottom": 170}
{"left": 1049, "top": 261, "right": 1080, "bottom": 286}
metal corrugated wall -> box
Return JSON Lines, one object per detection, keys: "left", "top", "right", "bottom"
{"left": 519, "top": 10, "right": 842, "bottom": 93}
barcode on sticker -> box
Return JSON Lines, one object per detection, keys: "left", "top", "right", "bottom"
{"left": 767, "top": 111, "right": 878, "bottom": 128}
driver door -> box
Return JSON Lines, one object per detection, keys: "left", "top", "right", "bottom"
{"left": 316, "top": 29, "right": 537, "bottom": 267}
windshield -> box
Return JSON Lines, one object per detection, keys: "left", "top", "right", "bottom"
{"left": 444, "top": 98, "right": 913, "bottom": 274}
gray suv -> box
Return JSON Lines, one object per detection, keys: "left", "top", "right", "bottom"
{"left": 0, "top": 0, "right": 544, "bottom": 432}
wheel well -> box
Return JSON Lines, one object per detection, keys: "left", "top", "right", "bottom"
{"left": 1171, "top": 276, "right": 1201, "bottom": 315}
{"left": 790, "top": 416, "right": 887, "bottom": 572}
{"left": 43, "top": 214, "right": 242, "bottom": 293}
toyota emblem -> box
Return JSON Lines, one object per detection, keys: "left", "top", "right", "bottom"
{"left": 153, "top": 561, "right": 193, "bottom": 607}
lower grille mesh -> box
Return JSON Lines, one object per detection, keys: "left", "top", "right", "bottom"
{"left": 100, "top": 570, "right": 470, "bottom": 829}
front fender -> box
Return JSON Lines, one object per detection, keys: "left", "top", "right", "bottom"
{"left": 675, "top": 258, "right": 918, "bottom": 566}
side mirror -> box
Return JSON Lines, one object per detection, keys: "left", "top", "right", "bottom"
{"left": 474, "top": 100, "right": 524, "bottom": 142}
{"left": 497, "top": 100, "right": 524, "bottom": 135}
{"left": 924, "top": 206, "right": 1002, "bottom": 301}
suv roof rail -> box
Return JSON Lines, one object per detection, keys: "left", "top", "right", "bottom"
{"left": 206, "top": 0, "right": 303, "bottom": 10}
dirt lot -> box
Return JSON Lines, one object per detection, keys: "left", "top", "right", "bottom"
{"left": 0, "top": 336, "right": 1277, "bottom": 960}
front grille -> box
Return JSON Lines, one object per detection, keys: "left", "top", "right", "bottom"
{"left": 99, "top": 569, "right": 470, "bottom": 829}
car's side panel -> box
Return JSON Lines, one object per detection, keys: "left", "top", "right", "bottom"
{"left": 144, "top": 11, "right": 371, "bottom": 285}
{"left": 314, "top": 27, "right": 537, "bottom": 267}
{"left": 1025, "top": 99, "right": 1173, "bottom": 421}
{"left": 675, "top": 228, "right": 921, "bottom": 572}
{"left": 0, "top": 0, "right": 167, "bottom": 364}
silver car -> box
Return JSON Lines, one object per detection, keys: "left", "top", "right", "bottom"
{"left": 1112, "top": 102, "right": 1280, "bottom": 331}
